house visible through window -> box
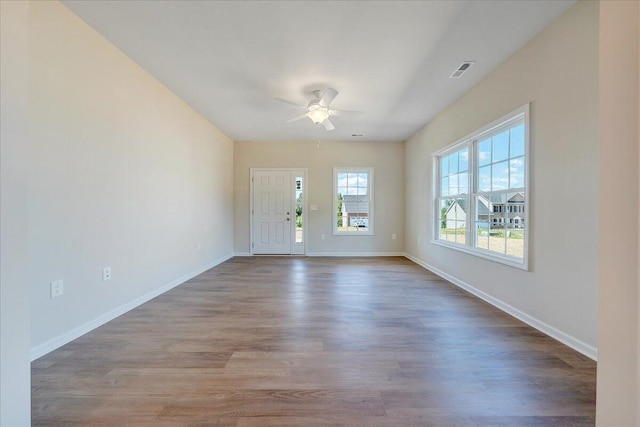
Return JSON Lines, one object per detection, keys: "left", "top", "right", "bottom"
{"left": 434, "top": 104, "right": 529, "bottom": 269}
{"left": 334, "top": 167, "right": 374, "bottom": 235}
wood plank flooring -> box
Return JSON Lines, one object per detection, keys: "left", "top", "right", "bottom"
{"left": 32, "top": 256, "right": 596, "bottom": 426}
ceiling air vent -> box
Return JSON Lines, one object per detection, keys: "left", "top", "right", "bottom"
{"left": 450, "top": 61, "right": 475, "bottom": 79}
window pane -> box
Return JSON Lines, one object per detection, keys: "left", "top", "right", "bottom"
{"left": 444, "top": 227, "right": 455, "bottom": 243}
{"left": 337, "top": 173, "right": 348, "bottom": 187}
{"left": 491, "top": 160, "right": 509, "bottom": 191}
{"left": 450, "top": 152, "right": 459, "bottom": 174}
{"left": 351, "top": 202, "right": 359, "bottom": 217}
{"left": 505, "top": 192, "right": 525, "bottom": 259}
{"left": 492, "top": 130, "right": 509, "bottom": 163}
{"left": 489, "top": 228, "right": 507, "bottom": 255}
{"left": 510, "top": 124, "right": 525, "bottom": 158}
{"left": 295, "top": 178, "right": 303, "bottom": 244}
{"left": 440, "top": 198, "right": 466, "bottom": 244}
{"left": 347, "top": 173, "right": 358, "bottom": 187}
{"left": 441, "top": 176, "right": 449, "bottom": 197}
{"left": 449, "top": 173, "right": 459, "bottom": 196}
{"left": 439, "top": 199, "right": 450, "bottom": 223}
{"left": 441, "top": 198, "right": 455, "bottom": 243}
{"left": 439, "top": 199, "right": 449, "bottom": 242}
{"left": 441, "top": 199, "right": 453, "bottom": 235}
{"left": 509, "top": 156, "right": 525, "bottom": 189}
{"left": 478, "top": 166, "right": 491, "bottom": 192}
{"left": 487, "top": 192, "right": 527, "bottom": 257}
{"left": 455, "top": 220, "right": 466, "bottom": 245}
{"left": 458, "top": 172, "right": 468, "bottom": 194}
{"left": 475, "top": 194, "right": 492, "bottom": 251}
{"left": 361, "top": 202, "right": 370, "bottom": 215}
{"left": 441, "top": 156, "right": 449, "bottom": 177}
{"left": 459, "top": 149, "right": 469, "bottom": 172}
{"left": 476, "top": 221, "right": 489, "bottom": 250}
{"left": 506, "top": 226, "right": 525, "bottom": 259}
{"left": 478, "top": 138, "right": 491, "bottom": 166}
{"left": 488, "top": 193, "right": 506, "bottom": 255}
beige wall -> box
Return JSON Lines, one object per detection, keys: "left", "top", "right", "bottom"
{"left": 0, "top": 2, "right": 31, "bottom": 425}
{"left": 597, "top": 1, "right": 640, "bottom": 425}
{"left": 29, "top": 1, "right": 234, "bottom": 354}
{"left": 234, "top": 141, "right": 405, "bottom": 255}
{"left": 405, "top": 1, "right": 599, "bottom": 356}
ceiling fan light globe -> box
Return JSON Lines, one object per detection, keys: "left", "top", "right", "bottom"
{"left": 307, "top": 108, "right": 330, "bottom": 124}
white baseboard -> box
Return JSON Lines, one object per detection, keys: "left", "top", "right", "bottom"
{"left": 237, "top": 252, "right": 406, "bottom": 257}
{"left": 30, "top": 253, "right": 234, "bottom": 361}
{"left": 307, "top": 251, "right": 406, "bottom": 257}
{"left": 236, "top": 252, "right": 405, "bottom": 257}
{"left": 404, "top": 253, "right": 598, "bottom": 361}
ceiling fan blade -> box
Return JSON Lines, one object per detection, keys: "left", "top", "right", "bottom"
{"left": 285, "top": 114, "right": 308, "bottom": 123}
{"left": 330, "top": 109, "right": 363, "bottom": 117}
{"left": 322, "top": 118, "right": 335, "bottom": 131}
{"left": 319, "top": 88, "right": 338, "bottom": 107}
{"left": 275, "top": 98, "right": 307, "bottom": 109}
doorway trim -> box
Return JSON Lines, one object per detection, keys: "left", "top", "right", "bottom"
{"left": 250, "top": 168, "right": 308, "bottom": 255}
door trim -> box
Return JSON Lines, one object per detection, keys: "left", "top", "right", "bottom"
{"left": 250, "top": 168, "right": 308, "bottom": 255}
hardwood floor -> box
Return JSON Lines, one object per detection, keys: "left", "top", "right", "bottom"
{"left": 32, "top": 257, "right": 596, "bottom": 426}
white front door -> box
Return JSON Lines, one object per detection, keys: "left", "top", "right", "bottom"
{"left": 252, "top": 170, "right": 292, "bottom": 254}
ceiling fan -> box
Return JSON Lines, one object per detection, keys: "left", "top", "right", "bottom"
{"left": 277, "top": 88, "right": 361, "bottom": 131}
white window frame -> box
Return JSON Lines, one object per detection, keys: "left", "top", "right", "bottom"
{"left": 432, "top": 104, "right": 530, "bottom": 270}
{"left": 333, "top": 167, "right": 374, "bottom": 236}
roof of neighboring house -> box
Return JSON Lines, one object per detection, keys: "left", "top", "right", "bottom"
{"left": 341, "top": 194, "right": 369, "bottom": 215}
{"left": 508, "top": 192, "right": 525, "bottom": 203}
{"left": 445, "top": 196, "right": 491, "bottom": 216}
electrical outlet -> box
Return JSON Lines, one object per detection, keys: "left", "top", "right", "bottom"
{"left": 321, "top": 234, "right": 326, "bottom": 240}
{"left": 51, "top": 280, "right": 64, "bottom": 298}
{"left": 417, "top": 236, "right": 421, "bottom": 245}
{"left": 102, "top": 266, "right": 112, "bottom": 281}
{"left": 392, "top": 233, "right": 397, "bottom": 240}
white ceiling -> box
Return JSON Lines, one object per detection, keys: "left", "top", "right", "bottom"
{"left": 61, "top": 0, "right": 574, "bottom": 142}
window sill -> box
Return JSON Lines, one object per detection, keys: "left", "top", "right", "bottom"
{"left": 334, "top": 231, "right": 374, "bottom": 236}
{"left": 431, "top": 239, "right": 529, "bottom": 271}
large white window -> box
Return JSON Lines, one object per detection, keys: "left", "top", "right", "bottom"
{"left": 334, "top": 167, "right": 374, "bottom": 235}
{"left": 433, "top": 104, "right": 529, "bottom": 269}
